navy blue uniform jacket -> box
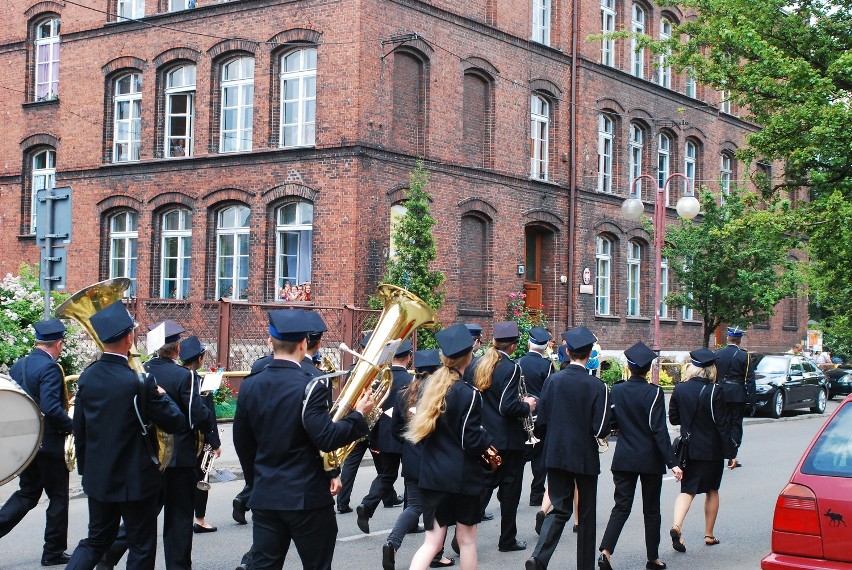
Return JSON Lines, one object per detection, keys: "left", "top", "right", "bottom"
{"left": 472, "top": 352, "right": 530, "bottom": 452}
{"left": 74, "top": 353, "right": 184, "bottom": 501}
{"left": 609, "top": 376, "right": 675, "bottom": 474}
{"left": 669, "top": 378, "right": 736, "bottom": 461}
{"left": 371, "top": 366, "right": 412, "bottom": 454}
{"left": 392, "top": 384, "right": 422, "bottom": 481}
{"left": 517, "top": 351, "right": 556, "bottom": 398}
{"left": 233, "top": 359, "right": 368, "bottom": 511}
{"left": 418, "top": 380, "right": 493, "bottom": 496}
{"left": 10, "top": 348, "right": 73, "bottom": 457}
{"left": 537, "top": 363, "right": 612, "bottom": 475}
{"left": 714, "top": 344, "right": 755, "bottom": 404}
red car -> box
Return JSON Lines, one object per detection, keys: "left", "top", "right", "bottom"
{"left": 762, "top": 394, "right": 852, "bottom": 569}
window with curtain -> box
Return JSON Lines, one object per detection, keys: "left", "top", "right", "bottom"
{"left": 34, "top": 18, "right": 60, "bottom": 101}
{"left": 685, "top": 71, "right": 696, "bottom": 98}
{"left": 631, "top": 4, "right": 645, "bottom": 78}
{"left": 684, "top": 141, "right": 697, "bottom": 194}
{"left": 117, "top": 0, "right": 145, "bottom": 20}
{"left": 627, "top": 240, "right": 641, "bottom": 316}
{"left": 275, "top": 202, "right": 313, "bottom": 299}
{"left": 31, "top": 149, "right": 56, "bottom": 233}
{"left": 530, "top": 94, "right": 550, "bottom": 180}
{"left": 601, "top": 0, "right": 616, "bottom": 66}
{"left": 215, "top": 205, "right": 250, "bottom": 300}
{"left": 658, "top": 133, "right": 671, "bottom": 204}
{"left": 109, "top": 211, "right": 138, "bottom": 296}
{"left": 113, "top": 73, "right": 142, "bottom": 163}
{"left": 658, "top": 18, "right": 672, "bottom": 88}
{"left": 280, "top": 47, "right": 317, "bottom": 148}
{"left": 597, "top": 114, "right": 614, "bottom": 193}
{"left": 389, "top": 204, "right": 407, "bottom": 259}
{"left": 161, "top": 209, "right": 192, "bottom": 299}
{"left": 596, "top": 236, "right": 612, "bottom": 315}
{"left": 220, "top": 57, "right": 254, "bottom": 153}
{"left": 630, "top": 124, "right": 644, "bottom": 195}
{"left": 165, "top": 65, "right": 195, "bottom": 158}
{"left": 720, "top": 152, "right": 733, "bottom": 199}
{"left": 532, "top": 0, "right": 551, "bottom": 45}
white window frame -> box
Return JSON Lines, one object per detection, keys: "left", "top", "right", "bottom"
{"left": 685, "top": 72, "right": 696, "bottom": 98}
{"left": 627, "top": 240, "right": 641, "bottom": 316}
{"left": 31, "top": 149, "right": 56, "bottom": 233}
{"left": 530, "top": 94, "right": 550, "bottom": 180}
{"left": 682, "top": 260, "right": 694, "bottom": 320}
{"left": 117, "top": 0, "right": 145, "bottom": 20}
{"left": 169, "top": 0, "right": 194, "bottom": 11}
{"left": 160, "top": 209, "right": 192, "bottom": 300}
{"left": 658, "top": 133, "right": 671, "bottom": 205}
{"left": 113, "top": 73, "right": 142, "bottom": 163}
{"left": 215, "top": 205, "right": 250, "bottom": 300}
{"left": 220, "top": 57, "right": 254, "bottom": 153}
{"left": 109, "top": 211, "right": 138, "bottom": 296}
{"left": 720, "top": 153, "right": 733, "bottom": 200}
{"left": 631, "top": 4, "right": 645, "bottom": 79}
{"left": 280, "top": 48, "right": 317, "bottom": 149}
{"left": 275, "top": 202, "right": 314, "bottom": 299}
{"left": 720, "top": 90, "right": 731, "bottom": 114}
{"left": 165, "top": 65, "right": 195, "bottom": 158}
{"left": 596, "top": 236, "right": 612, "bottom": 316}
{"left": 660, "top": 256, "right": 669, "bottom": 317}
{"left": 597, "top": 114, "right": 614, "bottom": 193}
{"left": 685, "top": 141, "right": 697, "bottom": 195}
{"left": 532, "top": 0, "right": 552, "bottom": 45}
{"left": 658, "top": 18, "right": 672, "bottom": 88}
{"left": 389, "top": 204, "right": 407, "bottom": 259}
{"left": 601, "top": 0, "right": 616, "bottom": 66}
{"left": 34, "top": 18, "right": 60, "bottom": 101}
{"left": 630, "top": 124, "right": 644, "bottom": 195}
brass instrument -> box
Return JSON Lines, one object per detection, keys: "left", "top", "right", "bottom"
{"left": 56, "top": 278, "right": 174, "bottom": 471}
{"left": 597, "top": 436, "right": 609, "bottom": 453}
{"left": 321, "top": 284, "right": 437, "bottom": 471}
{"left": 518, "top": 370, "right": 540, "bottom": 446}
{"left": 61, "top": 367, "right": 75, "bottom": 471}
{"left": 480, "top": 445, "right": 502, "bottom": 472}
{"left": 197, "top": 444, "right": 216, "bottom": 490}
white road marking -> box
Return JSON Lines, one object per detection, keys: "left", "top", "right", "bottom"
{"left": 338, "top": 529, "right": 392, "bottom": 542}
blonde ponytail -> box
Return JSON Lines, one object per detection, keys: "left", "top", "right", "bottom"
{"left": 473, "top": 340, "right": 514, "bottom": 391}
{"left": 406, "top": 354, "right": 469, "bottom": 443}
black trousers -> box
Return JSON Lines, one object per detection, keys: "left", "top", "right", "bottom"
{"left": 234, "top": 482, "right": 252, "bottom": 510}
{"left": 600, "top": 471, "right": 663, "bottom": 562}
{"left": 531, "top": 469, "right": 598, "bottom": 570}
{"left": 336, "top": 439, "right": 368, "bottom": 510}
{"left": 480, "top": 449, "right": 524, "bottom": 549}
{"left": 727, "top": 401, "right": 746, "bottom": 449}
{"left": 524, "top": 443, "right": 547, "bottom": 503}
{"left": 252, "top": 506, "right": 337, "bottom": 570}
{"left": 361, "top": 451, "right": 402, "bottom": 516}
{"left": 66, "top": 495, "right": 159, "bottom": 570}
{"left": 388, "top": 479, "right": 422, "bottom": 548}
{"left": 0, "top": 452, "right": 69, "bottom": 555}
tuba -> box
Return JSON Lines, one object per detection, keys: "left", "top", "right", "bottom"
{"left": 56, "top": 278, "right": 174, "bottom": 471}
{"left": 321, "top": 284, "right": 437, "bottom": 471}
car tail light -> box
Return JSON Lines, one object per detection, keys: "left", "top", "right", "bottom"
{"left": 773, "top": 483, "right": 820, "bottom": 535}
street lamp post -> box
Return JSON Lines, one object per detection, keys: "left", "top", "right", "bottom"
{"left": 621, "top": 173, "right": 700, "bottom": 384}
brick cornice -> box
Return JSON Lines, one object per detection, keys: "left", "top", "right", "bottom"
{"left": 152, "top": 47, "right": 201, "bottom": 67}
{"left": 25, "top": 1, "right": 64, "bottom": 18}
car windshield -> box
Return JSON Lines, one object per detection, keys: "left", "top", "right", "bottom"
{"left": 755, "top": 356, "right": 789, "bottom": 376}
{"left": 801, "top": 403, "right": 852, "bottom": 478}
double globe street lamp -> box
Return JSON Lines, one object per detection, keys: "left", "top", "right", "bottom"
{"left": 621, "top": 173, "right": 701, "bottom": 384}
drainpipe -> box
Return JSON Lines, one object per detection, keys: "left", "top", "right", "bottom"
{"left": 566, "top": 2, "right": 580, "bottom": 328}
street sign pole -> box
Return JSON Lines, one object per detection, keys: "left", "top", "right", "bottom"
{"left": 37, "top": 186, "right": 72, "bottom": 319}
{"left": 42, "top": 187, "right": 54, "bottom": 319}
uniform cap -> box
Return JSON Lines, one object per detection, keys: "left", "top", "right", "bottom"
{"left": 624, "top": 342, "right": 657, "bottom": 369}
{"left": 464, "top": 323, "right": 483, "bottom": 338}
{"left": 690, "top": 348, "right": 717, "bottom": 368}
{"left": 726, "top": 326, "right": 745, "bottom": 338}
{"left": 179, "top": 336, "right": 206, "bottom": 363}
{"left": 561, "top": 326, "right": 598, "bottom": 351}
{"left": 413, "top": 349, "right": 441, "bottom": 371}
{"left": 359, "top": 332, "right": 372, "bottom": 349}
{"left": 268, "top": 309, "right": 313, "bottom": 342}
{"left": 90, "top": 301, "right": 136, "bottom": 344}
{"left": 33, "top": 319, "right": 66, "bottom": 341}
{"left": 436, "top": 323, "right": 474, "bottom": 359}
{"left": 395, "top": 339, "right": 413, "bottom": 358}
{"left": 493, "top": 321, "right": 520, "bottom": 343}
{"left": 528, "top": 326, "right": 552, "bottom": 345}
{"left": 150, "top": 319, "right": 185, "bottom": 344}
{"left": 305, "top": 311, "right": 328, "bottom": 341}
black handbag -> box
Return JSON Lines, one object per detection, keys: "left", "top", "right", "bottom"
{"left": 673, "top": 385, "right": 707, "bottom": 470}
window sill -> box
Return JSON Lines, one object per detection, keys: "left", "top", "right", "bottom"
{"left": 626, "top": 316, "right": 651, "bottom": 323}
{"left": 457, "top": 308, "right": 494, "bottom": 318}
{"left": 594, "top": 314, "right": 621, "bottom": 322}
{"left": 782, "top": 325, "right": 799, "bottom": 332}
{"left": 279, "top": 144, "right": 316, "bottom": 151}
{"left": 660, "top": 318, "right": 678, "bottom": 325}
{"left": 17, "top": 233, "right": 36, "bottom": 241}
{"left": 753, "top": 324, "right": 770, "bottom": 330}
{"left": 22, "top": 99, "right": 59, "bottom": 109}
{"left": 681, "top": 320, "right": 703, "bottom": 327}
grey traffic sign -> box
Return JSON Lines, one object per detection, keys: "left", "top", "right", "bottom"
{"left": 36, "top": 186, "right": 72, "bottom": 246}
{"left": 40, "top": 246, "right": 67, "bottom": 291}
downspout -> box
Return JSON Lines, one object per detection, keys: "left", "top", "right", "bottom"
{"left": 566, "top": 1, "right": 579, "bottom": 328}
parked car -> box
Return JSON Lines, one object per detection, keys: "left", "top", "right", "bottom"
{"left": 752, "top": 354, "right": 828, "bottom": 419}
{"left": 825, "top": 366, "right": 852, "bottom": 400}
{"left": 761, "top": 394, "right": 852, "bottom": 569}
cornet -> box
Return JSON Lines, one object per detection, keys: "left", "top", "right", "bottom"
{"left": 197, "top": 444, "right": 215, "bottom": 490}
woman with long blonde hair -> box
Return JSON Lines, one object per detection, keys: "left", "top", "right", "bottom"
{"left": 406, "top": 324, "right": 493, "bottom": 570}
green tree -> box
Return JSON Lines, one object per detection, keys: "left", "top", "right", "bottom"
{"left": 663, "top": 189, "right": 800, "bottom": 348}
{"left": 378, "top": 161, "right": 444, "bottom": 348}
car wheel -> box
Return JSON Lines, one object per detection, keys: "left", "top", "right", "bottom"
{"left": 810, "top": 389, "right": 827, "bottom": 414}
{"left": 770, "top": 390, "right": 784, "bottom": 419}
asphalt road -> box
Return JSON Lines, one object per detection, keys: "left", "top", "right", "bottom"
{"left": 0, "top": 398, "right": 841, "bottom": 570}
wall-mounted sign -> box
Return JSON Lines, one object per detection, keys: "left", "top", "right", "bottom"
{"left": 582, "top": 267, "right": 591, "bottom": 285}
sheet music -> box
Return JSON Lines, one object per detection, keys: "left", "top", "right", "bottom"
{"left": 146, "top": 324, "right": 166, "bottom": 355}
{"left": 199, "top": 371, "right": 223, "bottom": 394}
{"left": 376, "top": 339, "right": 402, "bottom": 366}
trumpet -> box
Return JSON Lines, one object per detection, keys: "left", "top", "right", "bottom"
{"left": 597, "top": 436, "right": 610, "bottom": 453}
{"left": 480, "top": 445, "right": 503, "bottom": 472}
{"left": 518, "top": 371, "right": 540, "bottom": 446}
{"left": 197, "top": 444, "right": 215, "bottom": 491}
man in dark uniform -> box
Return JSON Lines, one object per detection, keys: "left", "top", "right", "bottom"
{"left": 474, "top": 321, "right": 537, "bottom": 553}
{"left": 1, "top": 319, "right": 73, "bottom": 566}
{"left": 518, "top": 326, "right": 557, "bottom": 507}
{"left": 65, "top": 301, "right": 184, "bottom": 570}
{"left": 598, "top": 342, "right": 683, "bottom": 570}
{"left": 714, "top": 325, "right": 755, "bottom": 467}
{"left": 526, "top": 326, "right": 612, "bottom": 570}
{"left": 357, "top": 340, "right": 413, "bottom": 534}
{"left": 233, "top": 309, "right": 374, "bottom": 570}
{"left": 465, "top": 323, "right": 483, "bottom": 356}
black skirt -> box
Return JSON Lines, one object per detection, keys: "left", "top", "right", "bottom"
{"left": 420, "top": 488, "right": 481, "bottom": 529}
{"left": 680, "top": 459, "right": 724, "bottom": 495}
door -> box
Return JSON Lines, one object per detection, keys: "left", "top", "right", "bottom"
{"left": 801, "top": 359, "right": 822, "bottom": 405}
{"left": 787, "top": 357, "right": 806, "bottom": 405}
{"left": 524, "top": 227, "right": 543, "bottom": 311}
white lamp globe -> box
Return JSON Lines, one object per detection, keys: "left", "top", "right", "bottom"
{"left": 621, "top": 197, "right": 645, "bottom": 221}
{"left": 676, "top": 195, "right": 701, "bottom": 219}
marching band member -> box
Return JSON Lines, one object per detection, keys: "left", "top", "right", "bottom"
{"left": 406, "top": 324, "right": 493, "bottom": 570}
{"left": 526, "top": 326, "right": 612, "bottom": 570}
{"left": 233, "top": 309, "right": 373, "bottom": 570}
{"left": 598, "top": 342, "right": 683, "bottom": 570}
{"left": 714, "top": 326, "right": 755, "bottom": 466}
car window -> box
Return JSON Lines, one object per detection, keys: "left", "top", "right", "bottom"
{"left": 801, "top": 403, "right": 852, "bottom": 478}
{"left": 803, "top": 360, "right": 817, "bottom": 373}
{"left": 755, "top": 355, "right": 789, "bottom": 375}
{"left": 791, "top": 360, "right": 803, "bottom": 375}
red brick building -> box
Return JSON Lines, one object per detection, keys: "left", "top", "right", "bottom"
{"left": 0, "top": 0, "right": 805, "bottom": 355}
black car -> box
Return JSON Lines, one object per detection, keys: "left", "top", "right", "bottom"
{"left": 752, "top": 354, "right": 828, "bottom": 419}
{"left": 825, "top": 366, "right": 852, "bottom": 399}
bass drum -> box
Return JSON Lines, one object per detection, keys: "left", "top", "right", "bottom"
{"left": 0, "top": 373, "right": 44, "bottom": 486}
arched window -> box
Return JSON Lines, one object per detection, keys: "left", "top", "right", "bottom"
{"left": 631, "top": 4, "right": 645, "bottom": 79}
{"left": 109, "top": 211, "right": 138, "bottom": 296}
{"left": 596, "top": 236, "right": 612, "bottom": 315}
{"left": 34, "top": 18, "right": 60, "bottom": 101}
{"left": 275, "top": 202, "right": 313, "bottom": 300}
{"left": 532, "top": 0, "right": 552, "bottom": 45}
{"left": 280, "top": 48, "right": 317, "bottom": 148}
{"left": 720, "top": 152, "right": 733, "bottom": 199}
{"left": 660, "top": 256, "right": 669, "bottom": 317}
{"left": 161, "top": 209, "right": 192, "bottom": 299}
{"left": 601, "top": 0, "right": 616, "bottom": 66}
{"left": 460, "top": 215, "right": 490, "bottom": 311}
{"left": 31, "top": 149, "right": 56, "bottom": 233}
{"left": 684, "top": 141, "right": 697, "bottom": 194}
{"left": 113, "top": 73, "right": 142, "bottom": 163}
{"left": 629, "top": 124, "right": 644, "bottom": 194}
{"left": 530, "top": 95, "right": 550, "bottom": 180}
{"left": 215, "top": 205, "right": 250, "bottom": 299}
{"left": 391, "top": 51, "right": 427, "bottom": 156}
{"left": 220, "top": 57, "right": 255, "bottom": 153}
{"left": 597, "top": 114, "right": 614, "bottom": 193}
{"left": 657, "top": 133, "right": 671, "bottom": 203}
{"left": 117, "top": 0, "right": 144, "bottom": 21}
{"left": 658, "top": 18, "right": 672, "bottom": 88}
{"left": 627, "top": 240, "right": 642, "bottom": 316}
{"left": 463, "top": 71, "right": 492, "bottom": 168}
{"left": 389, "top": 203, "right": 407, "bottom": 259}
{"left": 165, "top": 65, "right": 196, "bottom": 158}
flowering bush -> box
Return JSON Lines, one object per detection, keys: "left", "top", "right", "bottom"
{"left": 504, "top": 291, "right": 548, "bottom": 359}
{"left": 0, "top": 265, "right": 98, "bottom": 376}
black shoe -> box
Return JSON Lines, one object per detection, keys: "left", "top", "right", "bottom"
{"left": 430, "top": 556, "right": 456, "bottom": 568}
{"left": 356, "top": 505, "right": 370, "bottom": 534}
{"left": 232, "top": 499, "right": 248, "bottom": 525}
{"left": 382, "top": 541, "right": 396, "bottom": 570}
{"left": 193, "top": 523, "right": 218, "bottom": 533}
{"left": 41, "top": 552, "right": 71, "bottom": 566}
{"left": 480, "top": 511, "right": 494, "bottom": 522}
{"left": 383, "top": 495, "right": 404, "bottom": 507}
{"left": 535, "top": 510, "right": 546, "bottom": 535}
{"left": 573, "top": 524, "right": 579, "bottom": 533}
{"left": 529, "top": 497, "right": 543, "bottom": 507}
{"left": 598, "top": 553, "right": 613, "bottom": 570}
{"left": 451, "top": 534, "right": 460, "bottom": 555}
{"left": 337, "top": 505, "right": 353, "bottom": 514}
{"left": 646, "top": 561, "right": 667, "bottom": 570}
{"left": 498, "top": 540, "right": 527, "bottom": 552}
{"left": 95, "top": 564, "right": 114, "bottom": 570}
{"left": 525, "top": 557, "right": 545, "bottom": 570}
